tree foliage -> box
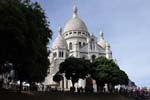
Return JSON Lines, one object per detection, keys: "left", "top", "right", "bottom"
{"left": 91, "top": 56, "right": 128, "bottom": 92}
{"left": 57, "top": 56, "right": 128, "bottom": 91}
{"left": 53, "top": 72, "right": 63, "bottom": 83}
{"left": 0, "top": 0, "right": 52, "bottom": 90}
{"left": 59, "top": 57, "right": 91, "bottom": 87}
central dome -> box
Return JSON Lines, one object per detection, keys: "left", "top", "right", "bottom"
{"left": 63, "top": 6, "right": 88, "bottom": 33}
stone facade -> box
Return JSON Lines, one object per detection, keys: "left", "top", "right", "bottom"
{"left": 44, "top": 5, "right": 112, "bottom": 91}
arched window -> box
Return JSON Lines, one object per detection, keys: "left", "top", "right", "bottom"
{"left": 79, "top": 42, "right": 81, "bottom": 48}
{"left": 91, "top": 55, "right": 96, "bottom": 62}
{"left": 90, "top": 39, "right": 95, "bottom": 50}
{"left": 62, "top": 52, "right": 64, "bottom": 57}
{"left": 83, "top": 42, "right": 85, "bottom": 46}
{"left": 90, "top": 43, "right": 92, "bottom": 50}
{"left": 59, "top": 51, "right": 64, "bottom": 57}
{"left": 59, "top": 51, "right": 61, "bottom": 57}
{"left": 69, "top": 42, "right": 72, "bottom": 50}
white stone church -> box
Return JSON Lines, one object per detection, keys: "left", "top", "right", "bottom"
{"left": 44, "top": 5, "right": 112, "bottom": 91}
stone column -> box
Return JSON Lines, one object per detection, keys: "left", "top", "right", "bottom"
{"left": 63, "top": 73, "right": 66, "bottom": 90}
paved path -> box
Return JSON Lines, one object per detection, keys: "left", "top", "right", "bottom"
{"left": 0, "top": 91, "right": 136, "bottom": 100}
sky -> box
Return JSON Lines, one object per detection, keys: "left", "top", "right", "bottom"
{"left": 31, "top": 0, "right": 150, "bottom": 87}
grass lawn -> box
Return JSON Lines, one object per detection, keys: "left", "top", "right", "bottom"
{"left": 0, "top": 91, "right": 136, "bottom": 100}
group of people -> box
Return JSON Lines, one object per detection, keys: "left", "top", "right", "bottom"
{"left": 119, "top": 87, "right": 150, "bottom": 100}
{"left": 1, "top": 78, "right": 150, "bottom": 100}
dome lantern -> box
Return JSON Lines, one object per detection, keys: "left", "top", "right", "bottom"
{"left": 100, "top": 31, "right": 104, "bottom": 39}
{"left": 73, "top": 5, "right": 78, "bottom": 18}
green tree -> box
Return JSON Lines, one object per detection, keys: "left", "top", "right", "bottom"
{"left": 53, "top": 72, "right": 63, "bottom": 83}
{"left": 0, "top": 0, "right": 27, "bottom": 89}
{"left": 59, "top": 57, "right": 90, "bottom": 89}
{"left": 91, "top": 57, "right": 128, "bottom": 92}
{"left": 0, "top": 0, "right": 52, "bottom": 91}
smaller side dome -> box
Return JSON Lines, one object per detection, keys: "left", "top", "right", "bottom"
{"left": 52, "top": 27, "right": 68, "bottom": 49}
{"left": 98, "top": 31, "right": 106, "bottom": 48}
